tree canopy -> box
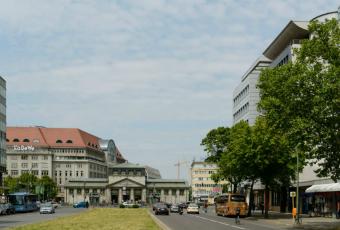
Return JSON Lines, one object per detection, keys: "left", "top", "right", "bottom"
{"left": 257, "top": 19, "right": 340, "bottom": 181}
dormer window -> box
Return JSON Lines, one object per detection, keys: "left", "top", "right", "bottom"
{"left": 92, "top": 144, "right": 95, "bottom": 147}
{"left": 66, "top": 140, "right": 73, "bottom": 144}
{"left": 13, "top": 138, "right": 19, "bottom": 142}
{"left": 23, "top": 139, "right": 30, "bottom": 142}
{"left": 56, "top": 140, "right": 63, "bottom": 144}
{"left": 88, "top": 142, "right": 91, "bottom": 146}
{"left": 6, "top": 139, "right": 9, "bottom": 142}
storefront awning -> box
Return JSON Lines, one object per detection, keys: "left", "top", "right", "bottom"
{"left": 305, "top": 183, "right": 340, "bottom": 193}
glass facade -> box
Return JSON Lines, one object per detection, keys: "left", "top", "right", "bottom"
{"left": 0, "top": 77, "right": 6, "bottom": 185}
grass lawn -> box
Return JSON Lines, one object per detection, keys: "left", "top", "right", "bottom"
{"left": 10, "top": 208, "right": 161, "bottom": 230}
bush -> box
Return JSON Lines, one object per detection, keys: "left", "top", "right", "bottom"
{"left": 132, "top": 204, "right": 139, "bottom": 208}
{"left": 119, "top": 204, "right": 125, "bottom": 208}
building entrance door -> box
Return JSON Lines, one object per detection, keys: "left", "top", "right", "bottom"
{"left": 111, "top": 189, "right": 118, "bottom": 204}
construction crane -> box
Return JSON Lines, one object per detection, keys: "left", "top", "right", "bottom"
{"left": 174, "top": 160, "right": 190, "bottom": 179}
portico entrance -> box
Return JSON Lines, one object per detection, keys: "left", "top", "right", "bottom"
{"left": 108, "top": 177, "right": 146, "bottom": 204}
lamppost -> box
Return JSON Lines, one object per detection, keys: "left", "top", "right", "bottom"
{"left": 295, "top": 144, "right": 301, "bottom": 225}
{"left": 83, "top": 181, "right": 86, "bottom": 203}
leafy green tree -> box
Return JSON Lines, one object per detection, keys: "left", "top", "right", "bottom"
{"left": 252, "top": 117, "right": 298, "bottom": 217}
{"left": 201, "top": 127, "right": 230, "bottom": 163}
{"left": 18, "top": 173, "right": 38, "bottom": 193}
{"left": 258, "top": 19, "right": 340, "bottom": 181}
{"left": 37, "top": 176, "right": 58, "bottom": 200}
{"left": 4, "top": 176, "right": 19, "bottom": 194}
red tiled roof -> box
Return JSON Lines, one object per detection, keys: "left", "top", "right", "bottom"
{"left": 7, "top": 127, "right": 101, "bottom": 151}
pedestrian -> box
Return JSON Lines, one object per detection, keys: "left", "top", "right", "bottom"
{"left": 260, "top": 201, "right": 264, "bottom": 215}
{"left": 235, "top": 207, "right": 241, "bottom": 224}
{"left": 86, "top": 201, "right": 89, "bottom": 208}
{"left": 204, "top": 201, "right": 208, "bottom": 213}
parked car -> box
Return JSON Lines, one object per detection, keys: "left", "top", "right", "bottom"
{"left": 4, "top": 203, "right": 15, "bottom": 214}
{"left": 152, "top": 202, "right": 163, "bottom": 211}
{"left": 51, "top": 201, "right": 59, "bottom": 209}
{"left": 73, "top": 201, "right": 88, "bottom": 208}
{"left": 154, "top": 204, "right": 169, "bottom": 215}
{"left": 170, "top": 204, "right": 179, "bottom": 213}
{"left": 187, "top": 203, "right": 199, "bottom": 214}
{"left": 40, "top": 203, "right": 55, "bottom": 214}
{"left": 122, "top": 201, "right": 134, "bottom": 208}
{"left": 0, "top": 204, "right": 8, "bottom": 215}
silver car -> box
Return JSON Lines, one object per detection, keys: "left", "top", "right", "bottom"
{"left": 40, "top": 203, "right": 55, "bottom": 214}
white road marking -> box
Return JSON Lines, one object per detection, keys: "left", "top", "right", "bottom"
{"left": 193, "top": 215, "right": 247, "bottom": 230}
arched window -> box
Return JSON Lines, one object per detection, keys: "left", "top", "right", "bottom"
{"left": 13, "top": 138, "right": 20, "bottom": 142}
{"left": 6, "top": 139, "right": 9, "bottom": 142}
{"left": 88, "top": 142, "right": 91, "bottom": 146}
{"left": 23, "top": 138, "right": 30, "bottom": 142}
{"left": 56, "top": 140, "right": 63, "bottom": 144}
{"left": 66, "top": 140, "right": 73, "bottom": 144}
{"left": 92, "top": 144, "right": 95, "bottom": 147}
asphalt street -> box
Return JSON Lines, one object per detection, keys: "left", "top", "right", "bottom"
{"left": 154, "top": 208, "right": 280, "bottom": 230}
{"left": 0, "top": 206, "right": 87, "bottom": 229}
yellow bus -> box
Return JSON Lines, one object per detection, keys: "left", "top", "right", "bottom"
{"left": 215, "top": 193, "right": 247, "bottom": 217}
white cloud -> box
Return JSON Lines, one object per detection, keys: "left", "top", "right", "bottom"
{"left": 1, "top": 0, "right": 339, "bottom": 179}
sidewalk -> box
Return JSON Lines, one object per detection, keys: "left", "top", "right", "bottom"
{"left": 246, "top": 210, "right": 340, "bottom": 230}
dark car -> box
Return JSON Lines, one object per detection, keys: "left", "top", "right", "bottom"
{"left": 154, "top": 204, "right": 169, "bottom": 215}
{"left": 152, "top": 202, "right": 163, "bottom": 211}
{"left": 4, "top": 203, "right": 15, "bottom": 214}
{"left": 73, "top": 201, "right": 88, "bottom": 208}
{"left": 178, "top": 203, "right": 188, "bottom": 209}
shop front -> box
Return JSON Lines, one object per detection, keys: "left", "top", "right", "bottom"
{"left": 305, "top": 183, "right": 340, "bottom": 218}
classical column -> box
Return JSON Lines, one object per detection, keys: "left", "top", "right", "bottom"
{"left": 105, "top": 188, "right": 110, "bottom": 204}
{"left": 130, "top": 188, "right": 134, "bottom": 202}
{"left": 161, "top": 189, "right": 164, "bottom": 202}
{"left": 118, "top": 188, "right": 122, "bottom": 203}
{"left": 142, "top": 189, "right": 146, "bottom": 202}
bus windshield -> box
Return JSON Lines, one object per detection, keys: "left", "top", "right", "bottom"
{"left": 231, "top": 195, "right": 245, "bottom": 202}
{"left": 8, "top": 195, "right": 24, "bottom": 205}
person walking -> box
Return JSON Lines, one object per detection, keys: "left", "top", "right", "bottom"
{"left": 203, "top": 201, "right": 208, "bottom": 213}
{"left": 235, "top": 207, "right": 241, "bottom": 224}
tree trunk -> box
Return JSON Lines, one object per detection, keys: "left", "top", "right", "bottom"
{"left": 247, "top": 180, "right": 255, "bottom": 217}
{"left": 264, "top": 185, "right": 269, "bottom": 218}
{"left": 233, "top": 183, "right": 238, "bottom": 193}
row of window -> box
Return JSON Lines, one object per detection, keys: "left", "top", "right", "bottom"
{"left": 193, "top": 177, "right": 214, "bottom": 181}
{"left": 10, "top": 170, "right": 49, "bottom": 176}
{"left": 112, "top": 170, "right": 142, "bottom": 176}
{"left": 194, "top": 183, "right": 222, "bottom": 188}
{"left": 55, "top": 170, "right": 83, "bottom": 178}
{"left": 89, "top": 171, "right": 106, "bottom": 178}
{"left": 89, "top": 163, "right": 105, "bottom": 172}
{"left": 54, "top": 156, "right": 104, "bottom": 163}
{"left": 52, "top": 149, "right": 85, "bottom": 153}
{"left": 69, "top": 188, "right": 105, "bottom": 195}
{"left": 148, "top": 189, "right": 185, "bottom": 196}
{"left": 10, "top": 155, "right": 49, "bottom": 160}
{"left": 193, "top": 170, "right": 216, "bottom": 175}
{"left": 55, "top": 163, "right": 83, "bottom": 169}
{"left": 233, "top": 85, "right": 250, "bottom": 106}
{"left": 11, "top": 162, "right": 47, "bottom": 169}
{"left": 233, "top": 102, "right": 249, "bottom": 121}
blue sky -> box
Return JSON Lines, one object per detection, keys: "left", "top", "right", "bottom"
{"left": 0, "top": 0, "right": 338, "bottom": 179}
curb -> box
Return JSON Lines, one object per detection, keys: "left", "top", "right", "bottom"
{"left": 147, "top": 210, "right": 172, "bottom": 230}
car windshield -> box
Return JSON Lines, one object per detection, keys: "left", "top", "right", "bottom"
{"left": 41, "top": 203, "right": 52, "bottom": 207}
{"left": 158, "top": 204, "right": 167, "bottom": 208}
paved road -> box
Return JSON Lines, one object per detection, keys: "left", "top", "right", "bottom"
{"left": 154, "top": 208, "right": 280, "bottom": 230}
{"left": 0, "top": 206, "right": 87, "bottom": 229}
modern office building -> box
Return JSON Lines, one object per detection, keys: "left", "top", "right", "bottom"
{"left": 191, "top": 161, "right": 227, "bottom": 204}
{"left": 0, "top": 77, "right": 6, "bottom": 187}
{"left": 231, "top": 10, "right": 339, "bottom": 217}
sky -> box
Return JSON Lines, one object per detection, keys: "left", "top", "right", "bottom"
{"left": 0, "top": 0, "right": 338, "bottom": 180}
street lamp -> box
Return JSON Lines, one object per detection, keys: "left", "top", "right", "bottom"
{"left": 295, "top": 144, "right": 301, "bottom": 225}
